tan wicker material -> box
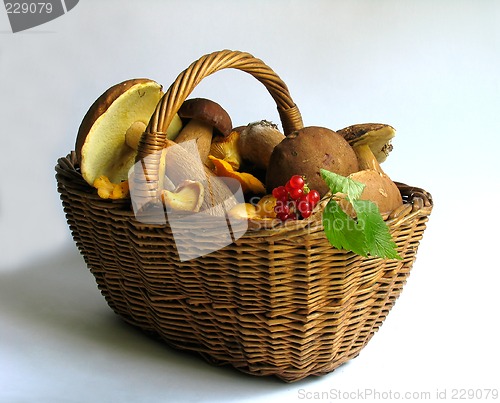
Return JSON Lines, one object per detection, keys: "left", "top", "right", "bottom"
{"left": 55, "top": 50, "right": 433, "bottom": 382}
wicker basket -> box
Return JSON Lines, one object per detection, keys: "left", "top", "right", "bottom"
{"left": 55, "top": 50, "right": 433, "bottom": 382}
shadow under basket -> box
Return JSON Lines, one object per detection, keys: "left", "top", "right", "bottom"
{"left": 55, "top": 50, "right": 433, "bottom": 382}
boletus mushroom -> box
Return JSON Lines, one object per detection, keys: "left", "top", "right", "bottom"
{"left": 266, "top": 126, "right": 359, "bottom": 197}
{"left": 337, "top": 123, "right": 403, "bottom": 215}
{"left": 341, "top": 170, "right": 403, "bottom": 217}
{"left": 176, "top": 98, "right": 232, "bottom": 164}
{"left": 209, "top": 120, "right": 285, "bottom": 177}
{"left": 75, "top": 78, "right": 182, "bottom": 187}
{"left": 337, "top": 123, "right": 395, "bottom": 173}
{"left": 238, "top": 120, "right": 285, "bottom": 170}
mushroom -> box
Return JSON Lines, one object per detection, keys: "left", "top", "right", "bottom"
{"left": 125, "top": 121, "right": 148, "bottom": 151}
{"left": 160, "top": 140, "right": 239, "bottom": 216}
{"left": 176, "top": 98, "right": 232, "bottom": 164}
{"left": 208, "top": 155, "right": 266, "bottom": 195}
{"left": 336, "top": 123, "right": 403, "bottom": 215}
{"left": 341, "top": 170, "right": 403, "bottom": 217}
{"left": 209, "top": 127, "right": 244, "bottom": 170}
{"left": 238, "top": 120, "right": 285, "bottom": 170}
{"left": 255, "top": 194, "right": 277, "bottom": 218}
{"left": 266, "top": 126, "right": 359, "bottom": 197}
{"left": 75, "top": 78, "right": 165, "bottom": 186}
{"left": 228, "top": 201, "right": 279, "bottom": 230}
{"left": 228, "top": 203, "right": 259, "bottom": 220}
{"left": 125, "top": 114, "right": 183, "bottom": 151}
{"left": 209, "top": 120, "right": 285, "bottom": 172}
{"left": 93, "top": 175, "right": 129, "bottom": 199}
{"left": 161, "top": 180, "right": 204, "bottom": 212}
{"left": 337, "top": 123, "right": 396, "bottom": 173}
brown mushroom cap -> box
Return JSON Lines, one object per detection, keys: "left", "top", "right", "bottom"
{"left": 75, "top": 78, "right": 163, "bottom": 185}
{"left": 75, "top": 78, "right": 156, "bottom": 166}
{"left": 337, "top": 123, "right": 395, "bottom": 163}
{"left": 347, "top": 169, "right": 403, "bottom": 215}
{"left": 177, "top": 98, "right": 232, "bottom": 137}
{"left": 238, "top": 120, "right": 285, "bottom": 170}
{"left": 266, "top": 126, "right": 359, "bottom": 197}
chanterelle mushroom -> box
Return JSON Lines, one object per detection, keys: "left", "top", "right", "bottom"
{"left": 209, "top": 127, "right": 243, "bottom": 170}
{"left": 161, "top": 180, "right": 204, "bottom": 212}
{"left": 176, "top": 98, "right": 232, "bottom": 163}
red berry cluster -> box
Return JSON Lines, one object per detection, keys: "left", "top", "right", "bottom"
{"left": 271, "top": 175, "right": 321, "bottom": 221}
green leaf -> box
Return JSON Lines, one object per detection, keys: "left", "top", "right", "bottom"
{"left": 322, "top": 199, "right": 368, "bottom": 257}
{"left": 320, "top": 169, "right": 402, "bottom": 260}
{"left": 320, "top": 169, "right": 364, "bottom": 203}
{"left": 352, "top": 200, "right": 402, "bottom": 260}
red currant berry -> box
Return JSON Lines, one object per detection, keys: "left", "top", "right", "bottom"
{"left": 276, "top": 212, "right": 289, "bottom": 221}
{"left": 288, "top": 187, "right": 304, "bottom": 200}
{"left": 307, "top": 189, "right": 321, "bottom": 207}
{"left": 301, "top": 209, "right": 312, "bottom": 219}
{"left": 296, "top": 194, "right": 309, "bottom": 211}
{"left": 278, "top": 195, "right": 288, "bottom": 205}
{"left": 288, "top": 212, "right": 298, "bottom": 220}
{"left": 274, "top": 202, "right": 290, "bottom": 215}
{"left": 272, "top": 186, "right": 287, "bottom": 200}
{"left": 288, "top": 175, "right": 305, "bottom": 189}
{"left": 297, "top": 197, "right": 312, "bottom": 216}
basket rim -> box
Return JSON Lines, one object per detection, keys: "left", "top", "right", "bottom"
{"left": 56, "top": 152, "right": 433, "bottom": 235}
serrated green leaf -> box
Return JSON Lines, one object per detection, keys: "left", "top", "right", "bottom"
{"left": 352, "top": 200, "right": 402, "bottom": 260}
{"left": 320, "top": 169, "right": 364, "bottom": 203}
{"left": 323, "top": 199, "right": 401, "bottom": 259}
{"left": 322, "top": 199, "right": 369, "bottom": 257}
{"left": 320, "top": 169, "right": 401, "bottom": 260}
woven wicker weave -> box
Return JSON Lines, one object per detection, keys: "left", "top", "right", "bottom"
{"left": 55, "top": 50, "right": 433, "bottom": 382}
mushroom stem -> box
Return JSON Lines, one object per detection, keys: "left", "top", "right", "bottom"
{"left": 125, "top": 121, "right": 147, "bottom": 150}
{"left": 126, "top": 115, "right": 184, "bottom": 151}
{"left": 353, "top": 144, "right": 386, "bottom": 175}
{"left": 174, "top": 119, "right": 213, "bottom": 163}
{"left": 166, "top": 113, "right": 183, "bottom": 140}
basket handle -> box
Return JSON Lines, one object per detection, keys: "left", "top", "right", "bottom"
{"left": 133, "top": 49, "right": 303, "bottom": 200}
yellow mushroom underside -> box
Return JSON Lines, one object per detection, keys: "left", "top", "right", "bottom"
{"left": 81, "top": 82, "right": 163, "bottom": 185}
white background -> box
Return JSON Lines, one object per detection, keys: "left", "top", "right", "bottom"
{"left": 1, "top": 1, "right": 499, "bottom": 402}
